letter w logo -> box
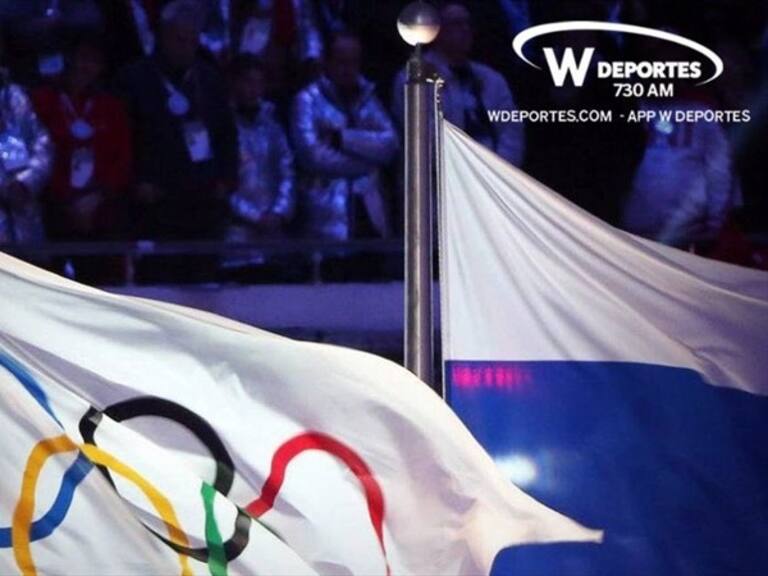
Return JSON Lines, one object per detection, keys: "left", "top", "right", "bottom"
{"left": 542, "top": 47, "right": 595, "bottom": 87}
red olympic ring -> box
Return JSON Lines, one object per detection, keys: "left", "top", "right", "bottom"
{"left": 247, "top": 431, "right": 391, "bottom": 576}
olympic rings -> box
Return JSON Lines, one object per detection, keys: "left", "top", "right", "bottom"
{"left": 2, "top": 350, "right": 249, "bottom": 570}
{"left": 79, "top": 397, "right": 252, "bottom": 564}
{"left": 12, "top": 435, "right": 192, "bottom": 576}
{"left": 4, "top": 353, "right": 390, "bottom": 575}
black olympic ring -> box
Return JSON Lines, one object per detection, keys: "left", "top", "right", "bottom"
{"left": 79, "top": 396, "right": 251, "bottom": 563}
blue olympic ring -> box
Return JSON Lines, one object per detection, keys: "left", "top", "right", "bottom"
{"left": 0, "top": 351, "right": 93, "bottom": 548}
{"left": 0, "top": 351, "right": 62, "bottom": 427}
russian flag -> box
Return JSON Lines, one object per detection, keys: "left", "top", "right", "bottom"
{"left": 440, "top": 122, "right": 768, "bottom": 575}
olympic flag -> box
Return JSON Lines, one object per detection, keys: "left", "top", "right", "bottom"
{"left": 0, "top": 252, "right": 598, "bottom": 576}
{"left": 440, "top": 121, "right": 768, "bottom": 574}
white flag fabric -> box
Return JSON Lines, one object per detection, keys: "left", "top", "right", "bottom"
{"left": 440, "top": 121, "right": 767, "bottom": 392}
{"left": 439, "top": 120, "right": 768, "bottom": 575}
{"left": 0, "top": 252, "right": 598, "bottom": 576}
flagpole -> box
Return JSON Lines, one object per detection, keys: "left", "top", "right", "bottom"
{"left": 398, "top": 3, "right": 441, "bottom": 387}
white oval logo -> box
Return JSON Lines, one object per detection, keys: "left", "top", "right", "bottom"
{"left": 513, "top": 21, "right": 723, "bottom": 86}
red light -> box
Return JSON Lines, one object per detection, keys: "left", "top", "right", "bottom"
{"left": 450, "top": 363, "right": 531, "bottom": 391}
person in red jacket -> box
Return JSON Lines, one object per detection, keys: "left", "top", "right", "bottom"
{"left": 32, "top": 33, "right": 132, "bottom": 241}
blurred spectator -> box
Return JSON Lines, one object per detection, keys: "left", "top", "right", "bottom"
{"left": 228, "top": 55, "right": 294, "bottom": 241}
{"left": 115, "top": 0, "right": 238, "bottom": 240}
{"left": 228, "top": 0, "right": 325, "bottom": 109}
{"left": 310, "top": 0, "right": 386, "bottom": 54}
{"left": 392, "top": 1, "right": 524, "bottom": 167}
{"left": 1, "top": 0, "right": 104, "bottom": 86}
{"left": 716, "top": 27, "right": 768, "bottom": 238}
{"left": 621, "top": 99, "right": 735, "bottom": 248}
{"left": 621, "top": 26, "right": 736, "bottom": 248}
{"left": 32, "top": 35, "right": 132, "bottom": 241}
{"left": 102, "top": 0, "right": 324, "bottom": 71}
{"left": 99, "top": 1, "right": 158, "bottom": 72}
{"left": 292, "top": 32, "right": 397, "bottom": 241}
{"left": 0, "top": 67, "right": 53, "bottom": 244}
{"left": 232, "top": 0, "right": 321, "bottom": 64}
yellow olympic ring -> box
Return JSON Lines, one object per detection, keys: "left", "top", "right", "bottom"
{"left": 12, "top": 435, "right": 192, "bottom": 576}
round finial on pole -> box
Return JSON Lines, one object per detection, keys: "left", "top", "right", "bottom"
{"left": 397, "top": 2, "right": 441, "bottom": 47}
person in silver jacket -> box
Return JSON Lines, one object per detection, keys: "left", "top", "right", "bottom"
{"left": 291, "top": 32, "right": 398, "bottom": 240}
{"left": 228, "top": 55, "right": 295, "bottom": 241}
{"left": 0, "top": 70, "right": 53, "bottom": 244}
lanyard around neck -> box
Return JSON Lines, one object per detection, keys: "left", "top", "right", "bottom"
{"left": 60, "top": 93, "right": 94, "bottom": 122}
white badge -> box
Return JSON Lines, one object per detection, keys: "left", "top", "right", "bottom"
{"left": 183, "top": 121, "right": 213, "bottom": 163}
{"left": 168, "top": 92, "right": 190, "bottom": 116}
{"left": 70, "top": 147, "right": 95, "bottom": 189}
{"left": 0, "top": 133, "right": 31, "bottom": 173}
{"left": 38, "top": 53, "right": 64, "bottom": 77}
{"left": 70, "top": 119, "right": 94, "bottom": 141}
{"left": 240, "top": 17, "right": 271, "bottom": 55}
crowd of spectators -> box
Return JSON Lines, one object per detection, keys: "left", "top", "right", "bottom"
{"left": 0, "top": 0, "right": 766, "bottom": 280}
